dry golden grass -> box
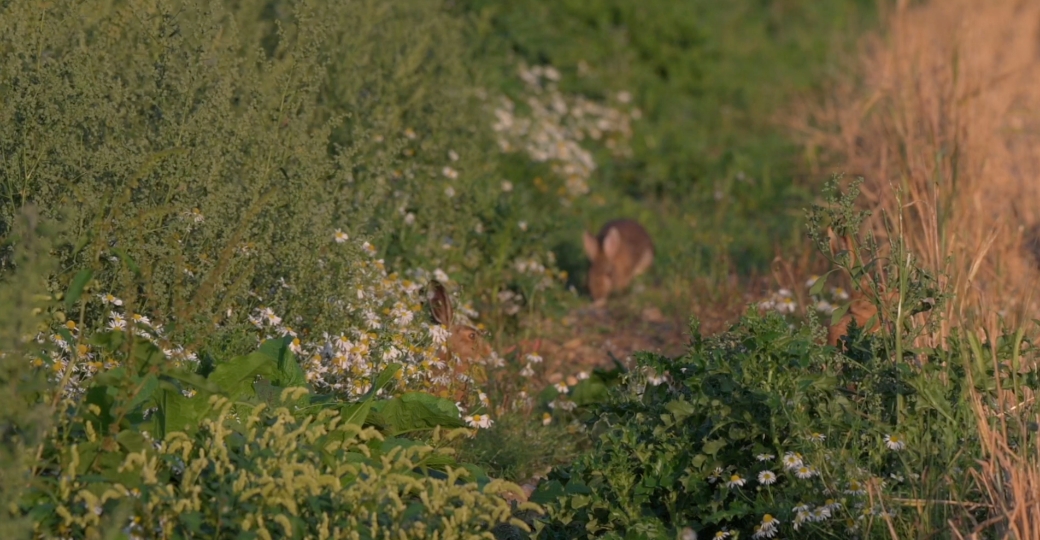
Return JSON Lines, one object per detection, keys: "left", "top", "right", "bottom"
{"left": 792, "top": 1, "right": 1040, "bottom": 537}
{"left": 961, "top": 396, "right": 1040, "bottom": 539}
{"left": 793, "top": 0, "right": 1040, "bottom": 343}
{"left": 957, "top": 322, "right": 1040, "bottom": 540}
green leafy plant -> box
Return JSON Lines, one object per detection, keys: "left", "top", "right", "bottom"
{"left": 0, "top": 206, "right": 60, "bottom": 538}
{"left": 16, "top": 325, "right": 535, "bottom": 537}
{"left": 530, "top": 185, "right": 1038, "bottom": 539}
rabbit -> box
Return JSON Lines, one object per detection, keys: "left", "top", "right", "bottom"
{"left": 428, "top": 280, "right": 492, "bottom": 401}
{"left": 825, "top": 228, "right": 897, "bottom": 347}
{"left": 582, "top": 219, "right": 655, "bottom": 306}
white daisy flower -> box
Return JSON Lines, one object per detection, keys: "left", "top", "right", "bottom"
{"left": 782, "top": 452, "right": 803, "bottom": 470}
{"left": 757, "top": 470, "right": 777, "bottom": 485}
{"left": 464, "top": 414, "right": 493, "bottom": 429}
{"left": 725, "top": 474, "right": 746, "bottom": 489}
{"left": 884, "top": 434, "right": 906, "bottom": 451}
{"left": 845, "top": 479, "right": 866, "bottom": 495}
{"left": 752, "top": 514, "right": 780, "bottom": 539}
{"left": 98, "top": 293, "right": 123, "bottom": 306}
{"left": 794, "top": 465, "right": 817, "bottom": 479}
{"left": 429, "top": 325, "right": 450, "bottom": 345}
{"left": 811, "top": 506, "right": 832, "bottom": 521}
{"left": 108, "top": 313, "right": 127, "bottom": 330}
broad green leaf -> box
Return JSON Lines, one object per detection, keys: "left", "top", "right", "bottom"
{"left": 809, "top": 269, "right": 838, "bottom": 296}
{"left": 701, "top": 439, "right": 726, "bottom": 455}
{"left": 131, "top": 338, "right": 166, "bottom": 368}
{"left": 664, "top": 399, "right": 696, "bottom": 422}
{"left": 160, "top": 369, "right": 219, "bottom": 394}
{"left": 115, "top": 429, "right": 146, "bottom": 453}
{"left": 125, "top": 374, "right": 159, "bottom": 413}
{"left": 253, "top": 378, "right": 282, "bottom": 405}
{"left": 257, "top": 336, "right": 308, "bottom": 388}
{"left": 340, "top": 401, "right": 374, "bottom": 428}
{"left": 208, "top": 351, "right": 277, "bottom": 399}
{"left": 159, "top": 389, "right": 211, "bottom": 437}
{"left": 830, "top": 302, "right": 851, "bottom": 326}
{"left": 369, "top": 392, "right": 465, "bottom": 435}
{"left": 64, "top": 268, "right": 93, "bottom": 310}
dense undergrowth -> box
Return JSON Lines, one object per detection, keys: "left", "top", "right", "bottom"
{"left": 524, "top": 187, "right": 1040, "bottom": 539}
{"left": 6, "top": 0, "right": 1039, "bottom": 538}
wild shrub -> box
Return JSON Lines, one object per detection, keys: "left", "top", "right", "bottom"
{"left": 0, "top": 207, "right": 60, "bottom": 537}
{"left": 15, "top": 324, "right": 538, "bottom": 538}
{"left": 531, "top": 315, "right": 1030, "bottom": 539}
{"left": 0, "top": 0, "right": 552, "bottom": 363}
{"left": 531, "top": 186, "right": 1039, "bottom": 539}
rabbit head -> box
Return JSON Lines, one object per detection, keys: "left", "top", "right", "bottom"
{"left": 583, "top": 219, "right": 655, "bottom": 305}
{"left": 428, "top": 280, "right": 492, "bottom": 368}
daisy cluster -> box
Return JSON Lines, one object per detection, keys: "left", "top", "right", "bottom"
{"left": 252, "top": 238, "right": 495, "bottom": 407}
{"left": 490, "top": 63, "right": 639, "bottom": 205}
{"left": 38, "top": 295, "right": 197, "bottom": 399}
{"left": 35, "top": 234, "right": 501, "bottom": 426}
{"left": 756, "top": 278, "right": 853, "bottom": 317}
{"left": 704, "top": 432, "right": 911, "bottom": 538}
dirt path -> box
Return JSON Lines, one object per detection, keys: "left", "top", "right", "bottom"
{"left": 506, "top": 277, "right": 767, "bottom": 384}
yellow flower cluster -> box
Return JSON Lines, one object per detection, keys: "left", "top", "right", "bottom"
{"left": 46, "top": 390, "right": 540, "bottom": 538}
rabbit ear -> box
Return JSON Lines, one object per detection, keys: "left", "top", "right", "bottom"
{"left": 602, "top": 227, "right": 622, "bottom": 259}
{"left": 583, "top": 231, "right": 600, "bottom": 260}
{"left": 429, "top": 280, "right": 453, "bottom": 326}
{"left": 827, "top": 227, "right": 857, "bottom": 267}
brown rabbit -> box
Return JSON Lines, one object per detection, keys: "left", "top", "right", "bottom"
{"left": 428, "top": 280, "right": 492, "bottom": 401}
{"left": 825, "top": 229, "right": 897, "bottom": 347}
{"left": 583, "top": 219, "right": 655, "bottom": 305}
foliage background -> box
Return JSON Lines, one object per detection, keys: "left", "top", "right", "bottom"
{"left": 19, "top": 1, "right": 1037, "bottom": 539}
